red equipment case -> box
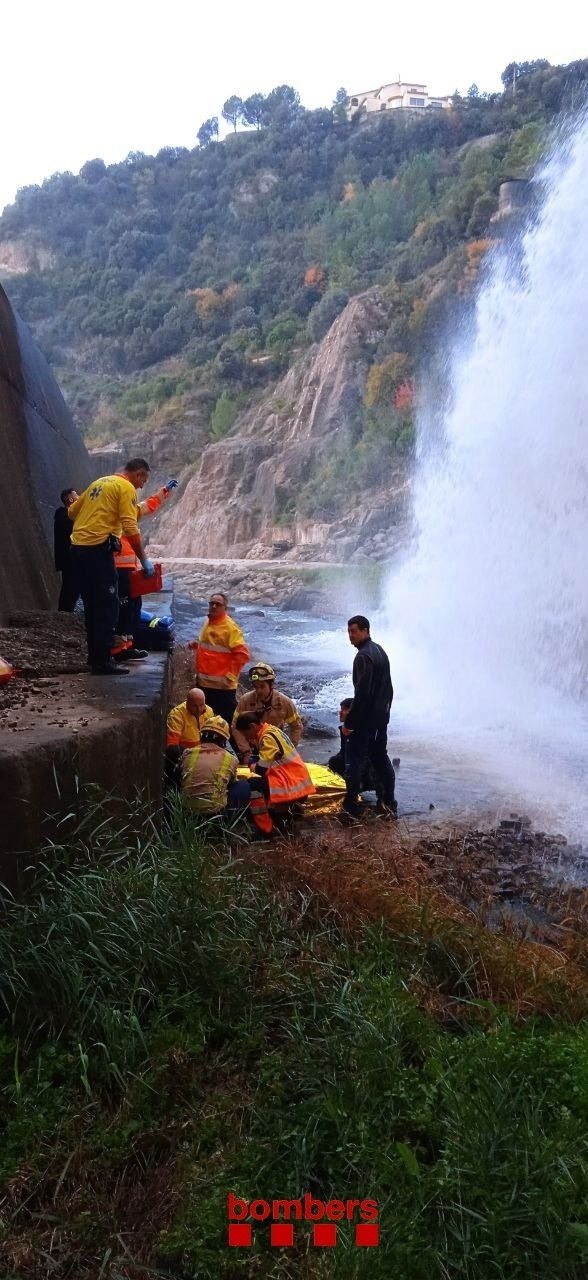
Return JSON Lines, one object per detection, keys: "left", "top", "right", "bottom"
{"left": 129, "top": 562, "right": 163, "bottom": 597}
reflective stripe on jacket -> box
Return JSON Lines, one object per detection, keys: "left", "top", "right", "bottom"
{"left": 181, "top": 744, "right": 237, "bottom": 813}
{"left": 195, "top": 614, "right": 250, "bottom": 691}
{"left": 232, "top": 689, "right": 302, "bottom": 754}
{"left": 114, "top": 488, "right": 168, "bottom": 570}
{"left": 254, "top": 724, "right": 315, "bottom": 805}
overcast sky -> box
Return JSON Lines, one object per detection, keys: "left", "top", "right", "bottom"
{"left": 1, "top": 0, "right": 587, "bottom": 213}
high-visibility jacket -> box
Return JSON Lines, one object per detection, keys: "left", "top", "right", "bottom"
{"left": 181, "top": 743, "right": 238, "bottom": 814}
{"left": 166, "top": 700, "right": 214, "bottom": 749}
{"left": 254, "top": 724, "right": 315, "bottom": 805}
{"left": 194, "top": 614, "right": 250, "bottom": 691}
{"left": 69, "top": 475, "right": 139, "bottom": 546}
{"left": 232, "top": 689, "right": 302, "bottom": 754}
{"left": 114, "top": 486, "right": 171, "bottom": 571}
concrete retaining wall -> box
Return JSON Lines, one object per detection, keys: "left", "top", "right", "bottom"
{"left": 0, "top": 283, "right": 91, "bottom": 622}
{"left": 0, "top": 655, "right": 170, "bottom": 883}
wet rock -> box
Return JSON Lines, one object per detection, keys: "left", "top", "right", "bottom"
{"left": 499, "top": 818, "right": 522, "bottom": 833}
{"left": 283, "top": 588, "right": 331, "bottom": 614}
{"left": 303, "top": 719, "right": 337, "bottom": 741}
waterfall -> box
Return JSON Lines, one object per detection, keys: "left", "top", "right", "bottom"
{"left": 379, "top": 114, "right": 588, "bottom": 837}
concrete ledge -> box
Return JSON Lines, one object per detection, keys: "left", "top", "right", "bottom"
{"left": 0, "top": 653, "right": 170, "bottom": 882}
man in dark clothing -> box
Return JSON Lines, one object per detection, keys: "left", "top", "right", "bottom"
{"left": 342, "top": 615, "right": 397, "bottom": 818}
{"left": 53, "top": 488, "right": 80, "bottom": 612}
{"left": 329, "top": 697, "right": 379, "bottom": 792}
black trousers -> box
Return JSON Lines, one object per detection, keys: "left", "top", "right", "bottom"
{"left": 329, "top": 745, "right": 379, "bottom": 792}
{"left": 58, "top": 554, "right": 81, "bottom": 612}
{"left": 116, "top": 568, "right": 142, "bottom": 638}
{"left": 200, "top": 688, "right": 237, "bottom": 724}
{"left": 70, "top": 543, "right": 118, "bottom": 669}
{"left": 344, "top": 723, "right": 396, "bottom": 815}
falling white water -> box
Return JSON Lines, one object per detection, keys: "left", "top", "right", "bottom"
{"left": 374, "top": 114, "right": 588, "bottom": 838}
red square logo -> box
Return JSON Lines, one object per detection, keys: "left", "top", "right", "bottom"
{"left": 229, "top": 1223, "right": 252, "bottom": 1246}
{"left": 356, "top": 1223, "right": 379, "bottom": 1246}
{"left": 314, "top": 1223, "right": 337, "bottom": 1246}
{"left": 271, "top": 1223, "right": 294, "bottom": 1247}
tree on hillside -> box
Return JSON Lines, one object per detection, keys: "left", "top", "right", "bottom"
{"left": 307, "top": 288, "right": 349, "bottom": 342}
{"left": 501, "top": 60, "right": 550, "bottom": 93}
{"left": 197, "top": 116, "right": 219, "bottom": 147}
{"left": 243, "top": 93, "right": 266, "bottom": 130}
{"left": 80, "top": 158, "right": 107, "bottom": 183}
{"left": 222, "top": 96, "right": 244, "bottom": 132}
{"left": 262, "top": 85, "right": 301, "bottom": 128}
{"left": 332, "top": 87, "right": 348, "bottom": 124}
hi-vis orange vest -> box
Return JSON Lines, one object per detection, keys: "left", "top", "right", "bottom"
{"left": 255, "top": 724, "right": 315, "bottom": 805}
{"left": 114, "top": 487, "right": 169, "bottom": 570}
{"left": 195, "top": 614, "right": 250, "bottom": 691}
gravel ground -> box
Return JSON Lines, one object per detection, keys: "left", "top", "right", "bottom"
{"left": 0, "top": 612, "right": 90, "bottom": 733}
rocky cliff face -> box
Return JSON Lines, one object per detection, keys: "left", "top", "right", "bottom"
{"left": 0, "top": 283, "right": 91, "bottom": 621}
{"left": 0, "top": 239, "right": 57, "bottom": 275}
{"left": 158, "top": 289, "right": 410, "bottom": 561}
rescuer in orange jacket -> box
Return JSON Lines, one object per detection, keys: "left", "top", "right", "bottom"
{"left": 189, "top": 592, "right": 250, "bottom": 723}
{"left": 233, "top": 711, "right": 315, "bottom": 837}
{"left": 115, "top": 477, "right": 178, "bottom": 661}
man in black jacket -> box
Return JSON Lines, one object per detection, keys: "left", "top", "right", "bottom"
{"left": 53, "top": 488, "right": 80, "bottom": 612}
{"left": 342, "top": 614, "right": 397, "bottom": 818}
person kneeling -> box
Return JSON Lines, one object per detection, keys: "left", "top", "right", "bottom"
{"left": 181, "top": 716, "right": 249, "bottom": 817}
{"left": 234, "top": 711, "right": 315, "bottom": 838}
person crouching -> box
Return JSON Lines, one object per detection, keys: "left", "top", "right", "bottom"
{"left": 181, "top": 716, "right": 249, "bottom": 817}
{"left": 234, "top": 711, "right": 315, "bottom": 838}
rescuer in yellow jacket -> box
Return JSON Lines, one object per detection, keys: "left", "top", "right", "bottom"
{"left": 166, "top": 688, "right": 214, "bottom": 749}
{"left": 232, "top": 663, "right": 303, "bottom": 761}
{"left": 233, "top": 711, "right": 315, "bottom": 837}
{"left": 180, "top": 716, "right": 250, "bottom": 816}
{"left": 115, "top": 477, "right": 178, "bottom": 661}
{"left": 68, "top": 457, "right": 155, "bottom": 675}
{"left": 189, "top": 592, "right": 250, "bottom": 723}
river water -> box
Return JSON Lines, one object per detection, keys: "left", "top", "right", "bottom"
{"left": 174, "top": 114, "right": 588, "bottom": 843}
{"left": 174, "top": 595, "right": 532, "bottom": 825}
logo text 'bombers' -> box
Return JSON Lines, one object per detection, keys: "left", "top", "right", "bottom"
{"left": 227, "top": 1192, "right": 379, "bottom": 1248}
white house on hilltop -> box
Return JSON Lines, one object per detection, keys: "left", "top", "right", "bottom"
{"left": 347, "top": 79, "right": 452, "bottom": 119}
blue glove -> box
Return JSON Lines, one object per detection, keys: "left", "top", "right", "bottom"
{"left": 165, "top": 478, "right": 178, "bottom": 491}
{"left": 143, "top": 559, "right": 156, "bottom": 577}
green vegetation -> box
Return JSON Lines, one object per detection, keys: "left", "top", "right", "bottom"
{"left": 209, "top": 391, "right": 240, "bottom": 439}
{"left": 1, "top": 57, "right": 587, "bottom": 480}
{"left": 1, "top": 797, "right": 588, "bottom": 1277}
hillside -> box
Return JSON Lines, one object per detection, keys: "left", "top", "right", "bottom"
{"left": 1, "top": 59, "right": 586, "bottom": 555}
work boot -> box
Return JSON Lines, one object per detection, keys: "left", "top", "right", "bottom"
{"left": 122, "top": 648, "right": 149, "bottom": 662}
{"left": 337, "top": 808, "right": 363, "bottom": 827}
{"left": 91, "top": 661, "right": 130, "bottom": 675}
{"left": 375, "top": 800, "right": 398, "bottom": 820}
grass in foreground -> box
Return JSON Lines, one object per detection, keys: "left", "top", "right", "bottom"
{"left": 0, "top": 800, "right": 588, "bottom": 1279}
